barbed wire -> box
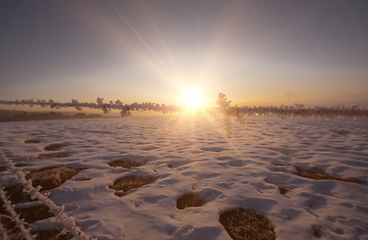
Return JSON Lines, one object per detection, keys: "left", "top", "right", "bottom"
{"left": 1, "top": 94, "right": 367, "bottom": 119}
{"left": 0, "top": 98, "right": 182, "bottom": 116}
{"left": 0, "top": 186, "right": 34, "bottom": 240}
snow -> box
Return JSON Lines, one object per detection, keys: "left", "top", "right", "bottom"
{"left": 1, "top": 116, "right": 368, "bottom": 240}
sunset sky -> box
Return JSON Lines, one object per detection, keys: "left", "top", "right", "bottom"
{"left": 1, "top": 0, "right": 367, "bottom": 111}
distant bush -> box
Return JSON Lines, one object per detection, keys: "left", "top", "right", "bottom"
{"left": 74, "top": 113, "right": 87, "bottom": 117}
{"left": 89, "top": 114, "right": 102, "bottom": 117}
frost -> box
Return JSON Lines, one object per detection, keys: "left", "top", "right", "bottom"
{"left": 0, "top": 187, "right": 34, "bottom": 240}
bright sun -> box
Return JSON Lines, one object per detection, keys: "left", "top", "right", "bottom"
{"left": 184, "top": 91, "right": 202, "bottom": 108}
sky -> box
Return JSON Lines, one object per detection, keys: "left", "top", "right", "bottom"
{"left": 0, "top": 0, "right": 368, "bottom": 111}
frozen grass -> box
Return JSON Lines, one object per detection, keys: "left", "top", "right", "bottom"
{"left": 32, "top": 229, "right": 71, "bottom": 240}
{"left": 24, "top": 140, "right": 40, "bottom": 144}
{"left": 330, "top": 130, "right": 350, "bottom": 136}
{"left": 1, "top": 150, "right": 90, "bottom": 240}
{"left": 0, "top": 221, "right": 71, "bottom": 240}
{"left": 4, "top": 184, "right": 33, "bottom": 204}
{"left": 44, "top": 144, "right": 65, "bottom": 151}
{"left": 219, "top": 208, "right": 276, "bottom": 240}
{"left": 0, "top": 199, "right": 70, "bottom": 240}
{"left": 176, "top": 193, "right": 206, "bottom": 210}
{"left": 312, "top": 223, "right": 322, "bottom": 237}
{"left": 0, "top": 207, "right": 25, "bottom": 240}
{"left": 109, "top": 176, "right": 157, "bottom": 196}
{"left": 25, "top": 166, "right": 86, "bottom": 191}
{"left": 278, "top": 187, "right": 289, "bottom": 195}
{"left": 264, "top": 178, "right": 289, "bottom": 196}
{"left": 0, "top": 191, "right": 33, "bottom": 240}
{"left": 108, "top": 159, "right": 143, "bottom": 170}
{"left": 34, "top": 153, "right": 69, "bottom": 160}
{"left": 15, "top": 205, "right": 54, "bottom": 223}
{"left": 294, "top": 166, "right": 366, "bottom": 184}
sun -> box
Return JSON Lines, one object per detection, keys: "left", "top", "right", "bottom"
{"left": 184, "top": 91, "right": 202, "bottom": 108}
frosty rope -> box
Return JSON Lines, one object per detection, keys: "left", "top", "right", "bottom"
{"left": 0, "top": 150, "right": 91, "bottom": 240}
{"left": 0, "top": 187, "right": 34, "bottom": 240}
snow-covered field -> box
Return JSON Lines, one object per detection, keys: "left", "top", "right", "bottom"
{"left": 1, "top": 116, "right": 368, "bottom": 240}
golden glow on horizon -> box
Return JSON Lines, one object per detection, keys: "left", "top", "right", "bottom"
{"left": 184, "top": 91, "right": 202, "bottom": 108}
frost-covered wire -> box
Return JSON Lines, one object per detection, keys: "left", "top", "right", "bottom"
{"left": 217, "top": 93, "right": 368, "bottom": 120}
{"left": 0, "top": 187, "right": 34, "bottom": 240}
{"left": 216, "top": 93, "right": 368, "bottom": 120}
{"left": 1, "top": 94, "right": 367, "bottom": 140}
{"left": 215, "top": 93, "right": 368, "bottom": 139}
{"left": 1, "top": 94, "right": 367, "bottom": 119}
{"left": 217, "top": 93, "right": 236, "bottom": 139}
{"left": 222, "top": 115, "right": 233, "bottom": 140}
{"left": 0, "top": 98, "right": 183, "bottom": 117}
{"left": 0, "top": 150, "right": 91, "bottom": 240}
{"left": 229, "top": 104, "right": 368, "bottom": 120}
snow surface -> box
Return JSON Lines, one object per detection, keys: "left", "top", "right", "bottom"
{"left": 0, "top": 116, "right": 368, "bottom": 240}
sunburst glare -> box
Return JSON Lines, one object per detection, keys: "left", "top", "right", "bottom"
{"left": 184, "top": 91, "right": 202, "bottom": 108}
